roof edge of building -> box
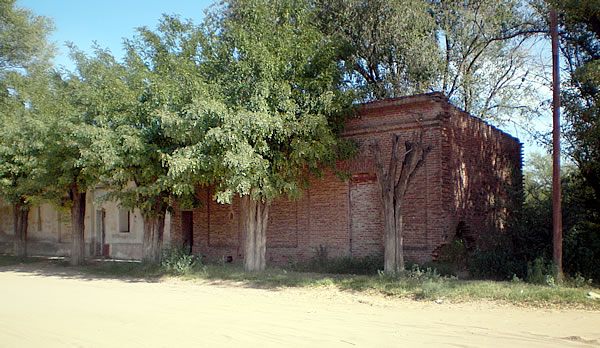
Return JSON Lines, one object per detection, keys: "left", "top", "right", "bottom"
{"left": 355, "top": 92, "right": 522, "bottom": 147}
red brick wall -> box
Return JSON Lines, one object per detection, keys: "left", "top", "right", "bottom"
{"left": 440, "top": 105, "right": 522, "bottom": 251}
{"left": 342, "top": 94, "right": 447, "bottom": 262}
{"left": 349, "top": 175, "right": 383, "bottom": 258}
{"left": 170, "top": 93, "right": 522, "bottom": 265}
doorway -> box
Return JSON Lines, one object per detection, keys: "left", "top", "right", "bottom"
{"left": 181, "top": 211, "right": 193, "bottom": 253}
{"left": 95, "top": 210, "right": 105, "bottom": 257}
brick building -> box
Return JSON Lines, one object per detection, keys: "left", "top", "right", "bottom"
{"left": 170, "top": 92, "right": 522, "bottom": 264}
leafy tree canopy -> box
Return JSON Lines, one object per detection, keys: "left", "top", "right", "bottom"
{"left": 66, "top": 15, "right": 207, "bottom": 217}
{"left": 545, "top": 0, "right": 600, "bottom": 209}
{"left": 167, "top": 0, "right": 354, "bottom": 204}
{"left": 315, "top": 0, "right": 545, "bottom": 126}
{"left": 0, "top": 0, "right": 54, "bottom": 207}
{"left": 0, "top": 0, "right": 54, "bottom": 73}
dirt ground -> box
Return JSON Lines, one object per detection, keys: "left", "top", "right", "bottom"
{"left": 0, "top": 264, "right": 599, "bottom": 348}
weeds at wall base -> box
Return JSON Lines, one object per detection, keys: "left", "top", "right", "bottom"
{"left": 1, "top": 254, "right": 599, "bottom": 309}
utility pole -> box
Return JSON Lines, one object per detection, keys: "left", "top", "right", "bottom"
{"left": 550, "top": 9, "right": 563, "bottom": 279}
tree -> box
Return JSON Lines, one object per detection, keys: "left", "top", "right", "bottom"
{"left": 167, "top": 0, "right": 352, "bottom": 271}
{"left": 547, "top": 0, "right": 600, "bottom": 210}
{"left": 510, "top": 152, "right": 600, "bottom": 281}
{"left": 34, "top": 70, "right": 107, "bottom": 266}
{"left": 370, "top": 133, "right": 429, "bottom": 273}
{"left": 544, "top": 0, "right": 600, "bottom": 279}
{"left": 315, "top": 0, "right": 544, "bottom": 126}
{"left": 118, "top": 16, "right": 206, "bottom": 262}
{"left": 0, "top": 0, "right": 54, "bottom": 256}
{"left": 0, "top": 85, "right": 45, "bottom": 256}
{"left": 0, "top": 0, "right": 53, "bottom": 73}
{"left": 68, "top": 16, "right": 207, "bottom": 262}
{"left": 314, "top": 0, "right": 439, "bottom": 101}
{"left": 430, "top": 0, "right": 543, "bottom": 124}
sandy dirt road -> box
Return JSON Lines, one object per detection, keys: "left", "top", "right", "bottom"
{"left": 0, "top": 264, "right": 599, "bottom": 348}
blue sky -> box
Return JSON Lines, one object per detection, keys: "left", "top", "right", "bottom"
{"left": 16, "top": 0, "right": 215, "bottom": 71}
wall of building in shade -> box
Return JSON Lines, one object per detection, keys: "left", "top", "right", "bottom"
{"left": 0, "top": 188, "right": 171, "bottom": 260}
{"left": 170, "top": 92, "right": 523, "bottom": 264}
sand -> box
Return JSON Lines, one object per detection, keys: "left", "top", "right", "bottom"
{"left": 0, "top": 264, "right": 599, "bottom": 347}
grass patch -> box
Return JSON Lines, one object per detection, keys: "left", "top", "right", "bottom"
{"left": 432, "top": 280, "right": 599, "bottom": 308}
{"left": 184, "top": 263, "right": 338, "bottom": 288}
{"left": 2, "top": 254, "right": 597, "bottom": 309}
{"left": 0, "top": 254, "right": 46, "bottom": 266}
{"left": 77, "top": 260, "right": 600, "bottom": 309}
{"left": 82, "top": 261, "right": 163, "bottom": 278}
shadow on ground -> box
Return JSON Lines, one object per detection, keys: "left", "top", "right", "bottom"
{"left": 0, "top": 258, "right": 162, "bottom": 284}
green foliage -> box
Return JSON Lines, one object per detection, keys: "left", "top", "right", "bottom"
{"left": 418, "top": 261, "right": 459, "bottom": 277}
{"left": 24, "top": 69, "right": 108, "bottom": 210}
{"left": 160, "top": 246, "right": 202, "bottom": 275}
{"left": 313, "top": 244, "right": 329, "bottom": 267}
{"left": 376, "top": 264, "right": 454, "bottom": 299}
{"left": 467, "top": 152, "right": 600, "bottom": 284}
{"left": 71, "top": 260, "right": 600, "bottom": 308}
{"left": 83, "top": 261, "right": 163, "bottom": 278}
{"left": 315, "top": 0, "right": 439, "bottom": 100}
{"left": 0, "top": 84, "right": 48, "bottom": 207}
{"left": 0, "top": 255, "right": 43, "bottom": 266}
{"left": 546, "top": 0, "right": 600, "bottom": 281}
{"left": 517, "top": 154, "right": 600, "bottom": 282}
{"left": 430, "top": 0, "right": 543, "bottom": 124}
{"left": 526, "top": 257, "right": 553, "bottom": 285}
{"left": 67, "top": 15, "right": 207, "bottom": 218}
{"left": 468, "top": 247, "right": 524, "bottom": 281}
{"left": 437, "top": 238, "right": 468, "bottom": 272}
{"left": 0, "top": 0, "right": 54, "bottom": 209}
{"left": 167, "top": 0, "right": 354, "bottom": 205}
{"left": 0, "top": 0, "right": 54, "bottom": 73}
{"left": 294, "top": 249, "right": 459, "bottom": 278}
{"left": 572, "top": 273, "right": 594, "bottom": 288}
{"left": 396, "top": 264, "right": 444, "bottom": 282}
{"left": 314, "top": 0, "right": 543, "bottom": 126}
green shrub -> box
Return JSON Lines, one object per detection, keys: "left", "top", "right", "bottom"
{"left": 526, "top": 257, "right": 545, "bottom": 284}
{"left": 377, "top": 263, "right": 450, "bottom": 282}
{"left": 572, "top": 273, "right": 594, "bottom": 288}
{"left": 545, "top": 274, "right": 557, "bottom": 288}
{"left": 376, "top": 264, "right": 454, "bottom": 299}
{"left": 418, "top": 279, "right": 446, "bottom": 299}
{"left": 313, "top": 245, "right": 329, "bottom": 268}
{"left": 437, "top": 238, "right": 468, "bottom": 271}
{"left": 420, "top": 261, "right": 460, "bottom": 277}
{"left": 160, "top": 246, "right": 200, "bottom": 275}
{"left": 468, "top": 248, "right": 524, "bottom": 280}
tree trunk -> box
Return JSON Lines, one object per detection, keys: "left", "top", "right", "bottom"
{"left": 382, "top": 196, "right": 407, "bottom": 273}
{"left": 371, "top": 133, "right": 428, "bottom": 273}
{"left": 382, "top": 194, "right": 398, "bottom": 272}
{"left": 70, "top": 186, "right": 86, "bottom": 266}
{"left": 142, "top": 214, "right": 165, "bottom": 263}
{"left": 241, "top": 195, "right": 270, "bottom": 272}
{"left": 13, "top": 200, "right": 29, "bottom": 257}
{"left": 394, "top": 201, "right": 405, "bottom": 272}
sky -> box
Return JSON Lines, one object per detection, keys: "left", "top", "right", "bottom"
{"left": 16, "top": 0, "right": 215, "bottom": 71}
{"left": 15, "top": 0, "right": 551, "bottom": 160}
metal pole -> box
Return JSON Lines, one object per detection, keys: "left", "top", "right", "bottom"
{"left": 550, "top": 9, "right": 563, "bottom": 279}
